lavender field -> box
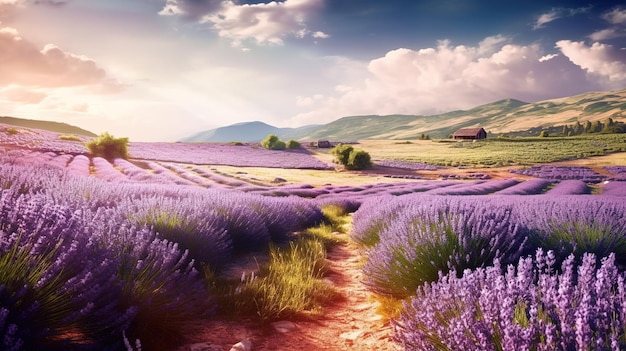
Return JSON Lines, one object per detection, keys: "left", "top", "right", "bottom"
{"left": 2, "top": 124, "right": 626, "bottom": 350}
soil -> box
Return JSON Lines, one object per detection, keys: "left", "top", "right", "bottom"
{"left": 179, "top": 242, "right": 401, "bottom": 351}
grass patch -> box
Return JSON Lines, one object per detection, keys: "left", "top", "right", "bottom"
{"left": 58, "top": 134, "right": 82, "bottom": 141}
{"left": 208, "top": 208, "right": 354, "bottom": 322}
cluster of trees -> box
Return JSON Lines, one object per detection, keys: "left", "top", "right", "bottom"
{"left": 561, "top": 118, "right": 626, "bottom": 135}
{"left": 260, "top": 134, "right": 301, "bottom": 150}
{"left": 331, "top": 144, "right": 372, "bottom": 170}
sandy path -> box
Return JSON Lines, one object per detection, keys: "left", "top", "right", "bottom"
{"left": 179, "top": 242, "right": 401, "bottom": 351}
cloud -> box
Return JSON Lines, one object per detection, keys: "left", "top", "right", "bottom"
{"left": 589, "top": 7, "right": 626, "bottom": 41}
{"left": 533, "top": 6, "right": 590, "bottom": 30}
{"left": 160, "top": 0, "right": 326, "bottom": 47}
{"left": 32, "top": 0, "right": 67, "bottom": 6}
{"left": 290, "top": 37, "right": 609, "bottom": 126}
{"left": 0, "top": 26, "right": 120, "bottom": 88}
{"left": 603, "top": 7, "right": 626, "bottom": 25}
{"left": 533, "top": 9, "right": 560, "bottom": 30}
{"left": 0, "top": 0, "right": 21, "bottom": 20}
{"left": 159, "top": 0, "right": 224, "bottom": 22}
{"left": 0, "top": 85, "right": 47, "bottom": 103}
{"left": 556, "top": 40, "right": 626, "bottom": 83}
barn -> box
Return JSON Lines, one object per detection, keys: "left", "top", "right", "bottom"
{"left": 452, "top": 127, "right": 487, "bottom": 140}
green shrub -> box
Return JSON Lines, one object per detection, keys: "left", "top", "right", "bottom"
{"left": 58, "top": 134, "right": 82, "bottom": 142}
{"left": 331, "top": 144, "right": 372, "bottom": 170}
{"left": 261, "top": 134, "right": 286, "bottom": 150}
{"left": 347, "top": 149, "right": 372, "bottom": 170}
{"left": 286, "top": 140, "right": 301, "bottom": 149}
{"left": 331, "top": 144, "right": 354, "bottom": 165}
{"left": 85, "top": 132, "right": 129, "bottom": 160}
{"left": 232, "top": 238, "right": 338, "bottom": 321}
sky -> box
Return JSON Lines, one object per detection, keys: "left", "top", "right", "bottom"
{"left": 1, "top": 0, "right": 625, "bottom": 141}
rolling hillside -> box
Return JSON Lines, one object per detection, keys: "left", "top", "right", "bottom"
{"left": 0, "top": 116, "right": 96, "bottom": 137}
{"left": 184, "top": 89, "right": 626, "bottom": 142}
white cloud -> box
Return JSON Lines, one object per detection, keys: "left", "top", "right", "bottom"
{"left": 556, "top": 40, "right": 626, "bottom": 83}
{"left": 312, "top": 31, "right": 329, "bottom": 39}
{"left": 603, "top": 7, "right": 626, "bottom": 25}
{"left": 539, "top": 53, "right": 559, "bottom": 62}
{"left": 290, "top": 38, "right": 608, "bottom": 126}
{"left": 533, "top": 6, "right": 590, "bottom": 30}
{"left": 159, "top": 0, "right": 326, "bottom": 47}
{"left": 533, "top": 10, "right": 560, "bottom": 30}
{"left": 589, "top": 28, "right": 622, "bottom": 41}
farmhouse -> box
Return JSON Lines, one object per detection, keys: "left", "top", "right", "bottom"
{"left": 317, "top": 140, "right": 332, "bottom": 148}
{"left": 452, "top": 127, "right": 487, "bottom": 140}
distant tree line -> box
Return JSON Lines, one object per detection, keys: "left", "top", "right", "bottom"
{"left": 501, "top": 118, "right": 626, "bottom": 138}
{"left": 561, "top": 118, "right": 626, "bottom": 136}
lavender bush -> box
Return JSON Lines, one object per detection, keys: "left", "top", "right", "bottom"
{"left": 510, "top": 165, "right": 607, "bottom": 183}
{"left": 604, "top": 166, "right": 626, "bottom": 181}
{"left": 515, "top": 196, "right": 626, "bottom": 268}
{"left": 601, "top": 181, "right": 626, "bottom": 196}
{"left": 395, "top": 250, "right": 626, "bottom": 351}
{"left": 493, "top": 178, "right": 553, "bottom": 195}
{"left": 361, "top": 196, "right": 526, "bottom": 298}
{"left": 544, "top": 179, "right": 590, "bottom": 195}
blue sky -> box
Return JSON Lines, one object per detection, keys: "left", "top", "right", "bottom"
{"left": 0, "top": 0, "right": 625, "bottom": 141}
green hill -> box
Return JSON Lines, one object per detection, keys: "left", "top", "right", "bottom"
{"left": 0, "top": 116, "right": 96, "bottom": 137}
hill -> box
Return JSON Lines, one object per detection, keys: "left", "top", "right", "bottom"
{"left": 180, "top": 121, "right": 320, "bottom": 143}
{"left": 183, "top": 89, "right": 626, "bottom": 142}
{"left": 0, "top": 116, "right": 96, "bottom": 137}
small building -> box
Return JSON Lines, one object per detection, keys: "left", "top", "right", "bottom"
{"left": 452, "top": 127, "right": 487, "bottom": 140}
{"left": 317, "top": 140, "right": 332, "bottom": 148}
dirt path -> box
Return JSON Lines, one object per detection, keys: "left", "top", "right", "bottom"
{"left": 179, "top": 242, "right": 401, "bottom": 351}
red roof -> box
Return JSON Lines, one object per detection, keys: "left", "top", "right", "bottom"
{"left": 453, "top": 127, "right": 485, "bottom": 137}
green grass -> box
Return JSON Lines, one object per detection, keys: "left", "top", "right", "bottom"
{"left": 58, "top": 134, "right": 82, "bottom": 141}
{"left": 363, "top": 134, "right": 626, "bottom": 167}
{"left": 207, "top": 208, "right": 352, "bottom": 322}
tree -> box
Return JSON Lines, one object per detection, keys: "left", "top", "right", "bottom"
{"left": 331, "top": 144, "right": 372, "bottom": 170}
{"left": 331, "top": 144, "right": 354, "bottom": 165}
{"left": 346, "top": 149, "right": 372, "bottom": 170}
{"left": 85, "top": 132, "right": 129, "bottom": 160}
{"left": 286, "top": 140, "right": 301, "bottom": 149}
{"left": 261, "top": 134, "right": 286, "bottom": 150}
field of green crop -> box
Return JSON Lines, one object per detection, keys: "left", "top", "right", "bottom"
{"left": 360, "top": 134, "right": 626, "bottom": 167}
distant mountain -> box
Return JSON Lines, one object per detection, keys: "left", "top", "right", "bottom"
{"left": 180, "top": 121, "right": 321, "bottom": 142}
{"left": 0, "top": 116, "right": 96, "bottom": 137}
{"left": 182, "top": 89, "right": 626, "bottom": 142}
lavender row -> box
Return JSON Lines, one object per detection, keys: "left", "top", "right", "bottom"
{"left": 510, "top": 165, "right": 607, "bottom": 182}
{"left": 128, "top": 142, "right": 333, "bottom": 169}
{"left": 1, "top": 123, "right": 89, "bottom": 154}
{"left": 493, "top": 178, "right": 553, "bottom": 195}
{"left": 0, "top": 161, "right": 324, "bottom": 349}
{"left": 395, "top": 250, "right": 626, "bottom": 350}
{"left": 604, "top": 166, "right": 626, "bottom": 180}
{"left": 544, "top": 179, "right": 590, "bottom": 195}
{"left": 353, "top": 194, "right": 626, "bottom": 299}
{"left": 375, "top": 159, "right": 441, "bottom": 170}
{"left": 601, "top": 181, "right": 626, "bottom": 196}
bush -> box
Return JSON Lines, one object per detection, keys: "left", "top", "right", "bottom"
{"left": 286, "top": 140, "right": 301, "bottom": 149}
{"left": 361, "top": 197, "right": 526, "bottom": 298}
{"left": 347, "top": 149, "right": 372, "bottom": 170}
{"left": 86, "top": 132, "right": 129, "bottom": 160}
{"left": 260, "top": 134, "right": 286, "bottom": 150}
{"left": 331, "top": 144, "right": 372, "bottom": 170}
{"left": 331, "top": 144, "right": 353, "bottom": 165}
